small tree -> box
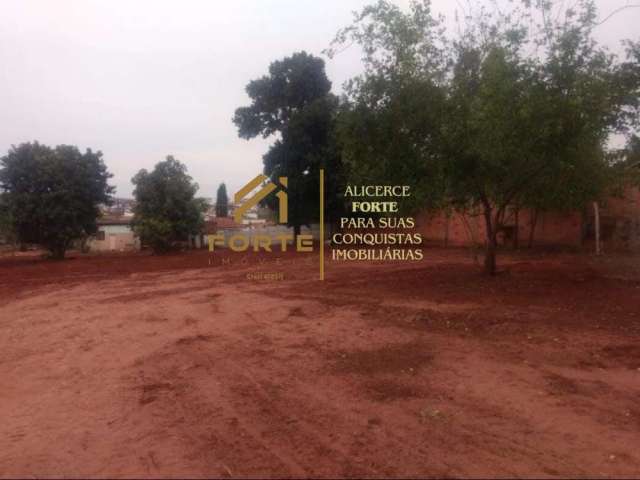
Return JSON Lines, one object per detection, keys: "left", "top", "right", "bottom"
{"left": 0, "top": 142, "right": 114, "bottom": 259}
{"left": 131, "top": 156, "right": 206, "bottom": 253}
{"left": 215, "top": 183, "right": 229, "bottom": 217}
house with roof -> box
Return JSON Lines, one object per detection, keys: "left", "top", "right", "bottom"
{"left": 88, "top": 216, "right": 140, "bottom": 252}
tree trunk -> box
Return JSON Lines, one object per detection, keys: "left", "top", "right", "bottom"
{"left": 482, "top": 204, "right": 498, "bottom": 276}
{"left": 593, "top": 201, "right": 601, "bottom": 256}
{"left": 79, "top": 235, "right": 89, "bottom": 253}
{"left": 484, "top": 235, "right": 497, "bottom": 276}
{"left": 50, "top": 245, "right": 66, "bottom": 260}
{"left": 459, "top": 213, "right": 480, "bottom": 265}
{"left": 528, "top": 208, "right": 539, "bottom": 249}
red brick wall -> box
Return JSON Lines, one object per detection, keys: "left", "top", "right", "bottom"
{"left": 416, "top": 209, "right": 583, "bottom": 249}
{"left": 596, "top": 186, "right": 640, "bottom": 252}
{"left": 525, "top": 210, "right": 583, "bottom": 248}
{"left": 415, "top": 186, "right": 640, "bottom": 251}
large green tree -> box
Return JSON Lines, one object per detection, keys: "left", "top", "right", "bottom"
{"left": 329, "top": 0, "right": 640, "bottom": 274}
{"left": 0, "top": 142, "right": 114, "bottom": 259}
{"left": 233, "top": 51, "right": 344, "bottom": 236}
{"left": 131, "top": 156, "right": 207, "bottom": 253}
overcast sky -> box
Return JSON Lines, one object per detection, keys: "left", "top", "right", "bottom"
{"left": 1, "top": 0, "right": 638, "bottom": 199}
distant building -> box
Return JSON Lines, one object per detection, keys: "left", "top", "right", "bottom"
{"left": 101, "top": 198, "right": 136, "bottom": 218}
{"left": 211, "top": 202, "right": 238, "bottom": 219}
{"left": 214, "top": 217, "right": 241, "bottom": 230}
{"left": 209, "top": 201, "right": 272, "bottom": 227}
{"left": 88, "top": 216, "right": 140, "bottom": 252}
{"left": 190, "top": 217, "right": 242, "bottom": 249}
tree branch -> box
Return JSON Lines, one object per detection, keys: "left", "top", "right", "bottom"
{"left": 596, "top": 4, "right": 640, "bottom": 26}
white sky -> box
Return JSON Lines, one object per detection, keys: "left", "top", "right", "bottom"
{"left": 1, "top": 0, "right": 638, "bottom": 198}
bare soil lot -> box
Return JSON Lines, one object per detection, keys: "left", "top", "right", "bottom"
{"left": 1, "top": 248, "right": 639, "bottom": 478}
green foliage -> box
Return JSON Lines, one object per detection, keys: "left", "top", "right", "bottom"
{"left": 234, "top": 52, "right": 333, "bottom": 139}
{"left": 131, "top": 156, "right": 206, "bottom": 253}
{"left": 605, "top": 135, "right": 640, "bottom": 195}
{"left": 630, "top": 136, "right": 640, "bottom": 159}
{"left": 337, "top": 76, "right": 447, "bottom": 214}
{"left": 330, "top": 0, "right": 640, "bottom": 273}
{"left": 327, "top": 0, "right": 447, "bottom": 84}
{"left": 0, "top": 142, "right": 114, "bottom": 258}
{"left": 215, "top": 183, "right": 229, "bottom": 217}
{"left": 328, "top": 1, "right": 450, "bottom": 216}
{"left": 0, "top": 193, "right": 14, "bottom": 243}
{"left": 234, "top": 51, "right": 345, "bottom": 232}
{"left": 623, "top": 135, "right": 640, "bottom": 186}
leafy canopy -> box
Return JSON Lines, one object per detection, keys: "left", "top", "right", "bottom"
{"left": 234, "top": 52, "right": 333, "bottom": 139}
{"left": 0, "top": 142, "right": 114, "bottom": 258}
{"left": 329, "top": 0, "right": 640, "bottom": 273}
{"left": 131, "top": 156, "right": 206, "bottom": 253}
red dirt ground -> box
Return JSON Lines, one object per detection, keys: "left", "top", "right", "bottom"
{"left": 0, "top": 247, "right": 639, "bottom": 478}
